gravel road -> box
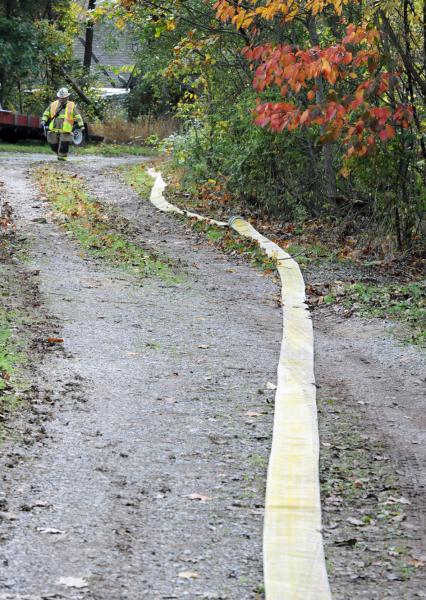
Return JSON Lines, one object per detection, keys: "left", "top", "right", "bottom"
{"left": 0, "top": 153, "right": 424, "bottom": 599}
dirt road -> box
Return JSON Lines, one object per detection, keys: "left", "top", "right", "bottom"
{"left": 0, "top": 153, "right": 424, "bottom": 599}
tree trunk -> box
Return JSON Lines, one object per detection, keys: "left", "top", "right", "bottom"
{"left": 83, "top": 0, "right": 97, "bottom": 73}
{"left": 306, "top": 15, "right": 338, "bottom": 209}
{"left": 79, "top": 37, "right": 117, "bottom": 87}
{"left": 4, "top": 0, "right": 13, "bottom": 17}
{"left": 0, "top": 2, "right": 12, "bottom": 104}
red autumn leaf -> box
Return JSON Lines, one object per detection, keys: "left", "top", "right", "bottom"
{"left": 379, "top": 124, "right": 395, "bottom": 141}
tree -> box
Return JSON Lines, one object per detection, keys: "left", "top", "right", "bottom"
{"left": 0, "top": 1, "right": 72, "bottom": 107}
{"left": 83, "top": 0, "right": 97, "bottom": 73}
{"left": 114, "top": 0, "right": 423, "bottom": 246}
{"left": 212, "top": 0, "right": 423, "bottom": 244}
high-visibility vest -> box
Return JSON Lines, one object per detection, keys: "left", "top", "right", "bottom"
{"left": 49, "top": 100, "right": 75, "bottom": 133}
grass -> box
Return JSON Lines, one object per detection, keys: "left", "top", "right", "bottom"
{"left": 35, "top": 165, "right": 177, "bottom": 282}
{"left": 90, "top": 115, "right": 177, "bottom": 145}
{"left": 0, "top": 141, "right": 157, "bottom": 157}
{"left": 0, "top": 311, "right": 18, "bottom": 391}
{"left": 190, "top": 219, "right": 277, "bottom": 272}
{"left": 326, "top": 281, "right": 426, "bottom": 346}
{"left": 121, "top": 163, "right": 156, "bottom": 198}
{"left": 0, "top": 307, "right": 25, "bottom": 440}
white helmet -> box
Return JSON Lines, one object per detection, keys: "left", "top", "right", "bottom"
{"left": 57, "top": 87, "right": 70, "bottom": 99}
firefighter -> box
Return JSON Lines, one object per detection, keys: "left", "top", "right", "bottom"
{"left": 41, "top": 88, "right": 84, "bottom": 161}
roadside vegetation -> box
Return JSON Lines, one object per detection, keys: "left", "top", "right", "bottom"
{"left": 308, "top": 280, "right": 426, "bottom": 347}
{"left": 35, "top": 166, "right": 176, "bottom": 281}
{"left": 90, "top": 116, "right": 177, "bottom": 146}
{"left": 1, "top": 1, "right": 423, "bottom": 258}
{"left": 122, "top": 163, "right": 277, "bottom": 273}
{"left": 107, "top": 0, "right": 424, "bottom": 254}
{"left": 0, "top": 238, "right": 36, "bottom": 442}
{"left": 0, "top": 308, "right": 22, "bottom": 437}
{"left": 121, "top": 163, "right": 156, "bottom": 198}
{"left": 124, "top": 162, "right": 425, "bottom": 345}
{"left": 0, "top": 141, "right": 157, "bottom": 157}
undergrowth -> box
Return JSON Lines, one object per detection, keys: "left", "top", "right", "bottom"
{"left": 35, "top": 166, "right": 176, "bottom": 281}
{"left": 0, "top": 307, "right": 25, "bottom": 440}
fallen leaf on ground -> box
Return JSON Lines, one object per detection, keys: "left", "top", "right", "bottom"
{"left": 408, "top": 557, "right": 426, "bottom": 568}
{"left": 37, "top": 527, "right": 66, "bottom": 534}
{"left": 266, "top": 382, "right": 277, "bottom": 390}
{"left": 245, "top": 411, "right": 261, "bottom": 417}
{"left": 58, "top": 576, "right": 88, "bottom": 588}
{"left": 47, "top": 337, "right": 64, "bottom": 344}
{"left": 185, "top": 493, "right": 213, "bottom": 502}
{"left": 346, "top": 517, "right": 364, "bottom": 526}
{"left": 384, "top": 496, "right": 411, "bottom": 505}
{"left": 178, "top": 571, "right": 199, "bottom": 580}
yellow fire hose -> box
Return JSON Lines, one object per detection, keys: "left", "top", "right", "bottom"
{"left": 147, "top": 168, "right": 227, "bottom": 227}
{"left": 148, "top": 171, "right": 331, "bottom": 599}
{"left": 228, "top": 217, "right": 331, "bottom": 600}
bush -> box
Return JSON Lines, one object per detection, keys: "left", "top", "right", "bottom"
{"left": 165, "top": 91, "right": 328, "bottom": 221}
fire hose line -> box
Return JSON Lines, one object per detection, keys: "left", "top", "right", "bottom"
{"left": 148, "top": 170, "right": 332, "bottom": 600}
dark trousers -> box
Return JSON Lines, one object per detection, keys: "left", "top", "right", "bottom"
{"left": 46, "top": 131, "right": 72, "bottom": 157}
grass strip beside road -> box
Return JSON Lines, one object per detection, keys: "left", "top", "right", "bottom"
{"left": 35, "top": 166, "right": 177, "bottom": 282}
{"left": 122, "top": 163, "right": 156, "bottom": 199}
{"left": 0, "top": 298, "right": 27, "bottom": 442}
{"left": 190, "top": 219, "right": 277, "bottom": 272}
{"left": 0, "top": 141, "right": 157, "bottom": 157}
{"left": 0, "top": 310, "right": 21, "bottom": 392}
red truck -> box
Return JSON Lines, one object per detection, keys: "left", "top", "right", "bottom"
{"left": 0, "top": 108, "right": 102, "bottom": 146}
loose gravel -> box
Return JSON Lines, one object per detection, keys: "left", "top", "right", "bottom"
{"left": 0, "top": 153, "right": 424, "bottom": 600}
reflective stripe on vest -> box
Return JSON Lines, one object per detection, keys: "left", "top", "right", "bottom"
{"left": 49, "top": 100, "right": 75, "bottom": 133}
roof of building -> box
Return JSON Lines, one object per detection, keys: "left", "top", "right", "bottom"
{"left": 73, "top": 1, "right": 137, "bottom": 86}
